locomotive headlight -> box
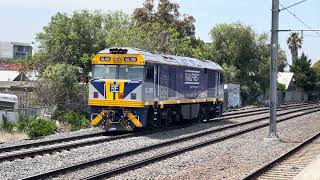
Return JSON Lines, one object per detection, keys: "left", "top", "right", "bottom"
{"left": 93, "top": 92, "right": 98, "bottom": 98}
{"left": 131, "top": 93, "right": 137, "bottom": 100}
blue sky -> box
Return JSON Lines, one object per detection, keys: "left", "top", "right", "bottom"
{"left": 0, "top": 0, "right": 319, "bottom": 65}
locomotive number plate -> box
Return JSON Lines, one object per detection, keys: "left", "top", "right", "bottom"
{"left": 110, "top": 84, "right": 120, "bottom": 92}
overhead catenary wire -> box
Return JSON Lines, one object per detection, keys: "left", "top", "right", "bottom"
{"left": 303, "top": 34, "right": 320, "bottom": 37}
{"left": 277, "top": 0, "right": 320, "bottom": 38}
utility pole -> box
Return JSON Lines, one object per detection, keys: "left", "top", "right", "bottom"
{"left": 268, "top": 0, "right": 279, "bottom": 140}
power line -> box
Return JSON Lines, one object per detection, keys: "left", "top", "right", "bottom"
{"left": 279, "top": 0, "right": 307, "bottom": 11}
{"left": 303, "top": 34, "right": 320, "bottom": 37}
{"left": 277, "top": 0, "right": 320, "bottom": 38}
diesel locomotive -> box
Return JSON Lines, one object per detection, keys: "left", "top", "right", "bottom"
{"left": 89, "top": 47, "right": 224, "bottom": 131}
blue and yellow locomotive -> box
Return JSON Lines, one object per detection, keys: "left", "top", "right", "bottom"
{"left": 89, "top": 47, "right": 224, "bottom": 131}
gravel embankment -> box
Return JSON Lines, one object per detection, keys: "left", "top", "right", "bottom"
{"left": 0, "top": 103, "right": 309, "bottom": 148}
{"left": 0, "top": 106, "right": 317, "bottom": 179}
{"left": 110, "top": 111, "right": 320, "bottom": 180}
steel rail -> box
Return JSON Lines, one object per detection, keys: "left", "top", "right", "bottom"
{"left": 0, "top": 132, "right": 106, "bottom": 154}
{"left": 222, "top": 102, "right": 311, "bottom": 117}
{"left": 242, "top": 131, "right": 320, "bottom": 180}
{"left": 2, "top": 104, "right": 315, "bottom": 163}
{"left": 0, "top": 103, "right": 310, "bottom": 154}
{"left": 80, "top": 107, "right": 320, "bottom": 180}
{"left": 216, "top": 103, "right": 313, "bottom": 121}
{"left": 21, "top": 105, "right": 320, "bottom": 180}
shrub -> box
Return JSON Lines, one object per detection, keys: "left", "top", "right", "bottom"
{"left": 63, "top": 111, "right": 90, "bottom": 131}
{"left": 16, "top": 113, "right": 30, "bottom": 132}
{"left": 25, "top": 118, "right": 57, "bottom": 139}
{"left": 1, "top": 114, "right": 15, "bottom": 132}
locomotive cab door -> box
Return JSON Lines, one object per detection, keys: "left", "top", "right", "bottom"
{"left": 154, "top": 65, "right": 160, "bottom": 100}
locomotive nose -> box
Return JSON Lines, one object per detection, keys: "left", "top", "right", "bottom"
{"left": 89, "top": 79, "right": 145, "bottom": 131}
{"left": 90, "top": 79, "right": 142, "bottom": 102}
{"left": 105, "top": 80, "right": 142, "bottom": 101}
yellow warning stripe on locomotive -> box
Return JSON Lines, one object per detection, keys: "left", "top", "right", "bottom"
{"left": 88, "top": 99, "right": 145, "bottom": 108}
{"left": 89, "top": 98, "right": 223, "bottom": 108}
{"left": 92, "top": 54, "right": 145, "bottom": 65}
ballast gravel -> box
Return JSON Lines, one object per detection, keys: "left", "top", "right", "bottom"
{"left": 110, "top": 111, "right": 320, "bottom": 180}
{"left": 58, "top": 108, "right": 319, "bottom": 179}
{"left": 0, "top": 106, "right": 318, "bottom": 179}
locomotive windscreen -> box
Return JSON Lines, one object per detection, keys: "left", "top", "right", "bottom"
{"left": 93, "top": 64, "right": 143, "bottom": 80}
{"left": 93, "top": 65, "right": 117, "bottom": 79}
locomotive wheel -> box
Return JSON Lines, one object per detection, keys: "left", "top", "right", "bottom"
{"left": 197, "top": 110, "right": 205, "bottom": 122}
{"left": 198, "top": 106, "right": 207, "bottom": 122}
{"left": 161, "top": 109, "right": 170, "bottom": 127}
{"left": 166, "top": 109, "right": 174, "bottom": 126}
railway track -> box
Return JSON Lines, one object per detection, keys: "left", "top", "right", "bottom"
{"left": 223, "top": 102, "right": 306, "bottom": 114}
{"left": 222, "top": 102, "right": 310, "bottom": 117}
{"left": 20, "top": 104, "right": 320, "bottom": 180}
{"left": 217, "top": 103, "right": 312, "bottom": 121}
{"left": 0, "top": 103, "right": 314, "bottom": 163}
{"left": 0, "top": 102, "right": 308, "bottom": 154}
{"left": 243, "top": 131, "right": 320, "bottom": 180}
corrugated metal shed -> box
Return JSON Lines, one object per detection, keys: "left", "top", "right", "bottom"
{"left": 277, "top": 72, "right": 294, "bottom": 89}
{"left": 98, "top": 47, "right": 223, "bottom": 71}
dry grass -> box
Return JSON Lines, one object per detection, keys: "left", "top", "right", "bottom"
{"left": 0, "top": 131, "right": 28, "bottom": 143}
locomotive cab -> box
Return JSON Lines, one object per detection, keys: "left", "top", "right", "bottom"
{"left": 89, "top": 48, "right": 148, "bottom": 131}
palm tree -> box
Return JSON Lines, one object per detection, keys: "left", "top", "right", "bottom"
{"left": 287, "top": 32, "right": 303, "bottom": 66}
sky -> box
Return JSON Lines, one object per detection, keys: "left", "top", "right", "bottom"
{"left": 0, "top": 0, "right": 319, "bottom": 65}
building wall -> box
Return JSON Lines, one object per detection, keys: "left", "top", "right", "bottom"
{"left": 224, "top": 83, "right": 241, "bottom": 109}
{"left": 0, "top": 42, "right": 14, "bottom": 59}
{"left": 0, "top": 42, "right": 32, "bottom": 59}
{"left": 13, "top": 44, "right": 32, "bottom": 58}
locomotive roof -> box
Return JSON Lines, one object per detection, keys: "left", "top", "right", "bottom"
{"left": 98, "top": 47, "right": 223, "bottom": 71}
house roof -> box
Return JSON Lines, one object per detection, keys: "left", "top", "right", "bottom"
{"left": 0, "top": 64, "right": 20, "bottom": 71}
{"left": 277, "top": 72, "right": 294, "bottom": 89}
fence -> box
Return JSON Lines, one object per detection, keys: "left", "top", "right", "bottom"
{"left": 0, "top": 107, "right": 53, "bottom": 122}
{"left": 260, "top": 89, "right": 320, "bottom": 106}
{"left": 0, "top": 90, "right": 36, "bottom": 109}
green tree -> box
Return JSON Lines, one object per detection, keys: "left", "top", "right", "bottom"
{"left": 287, "top": 32, "right": 303, "bottom": 65}
{"left": 291, "top": 53, "right": 317, "bottom": 90}
{"left": 131, "top": 0, "right": 205, "bottom": 57}
{"left": 312, "top": 60, "right": 320, "bottom": 89}
{"left": 133, "top": 0, "right": 195, "bottom": 37}
{"left": 36, "top": 10, "right": 129, "bottom": 73}
{"left": 254, "top": 33, "right": 287, "bottom": 92}
{"left": 210, "top": 23, "right": 256, "bottom": 68}
{"left": 106, "top": 22, "right": 180, "bottom": 54}
{"left": 34, "top": 64, "right": 87, "bottom": 116}
{"left": 209, "top": 23, "right": 287, "bottom": 104}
